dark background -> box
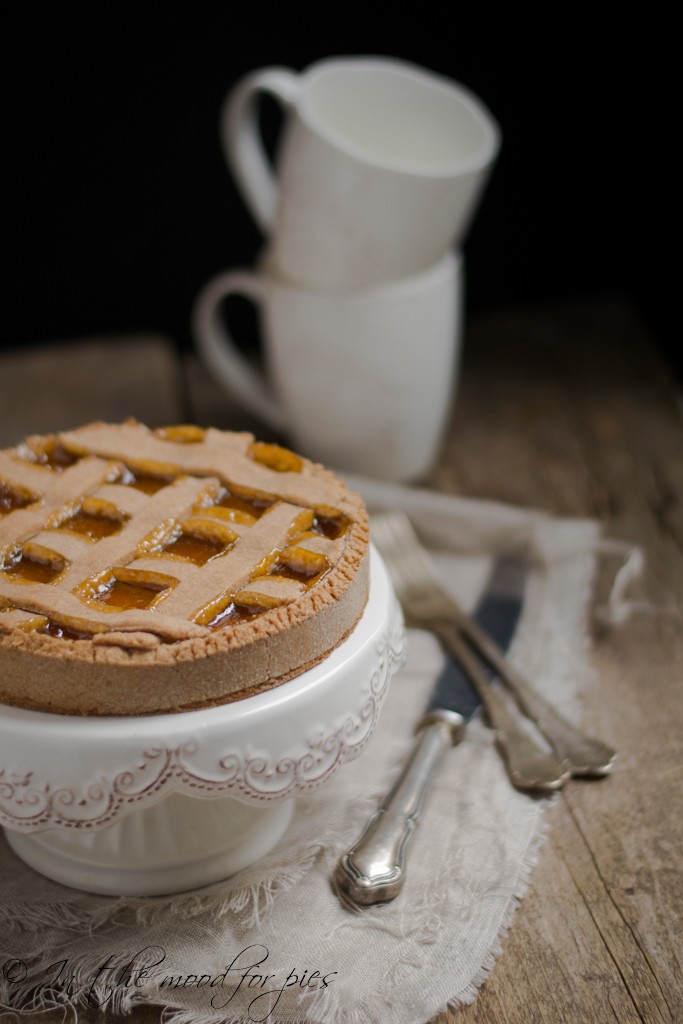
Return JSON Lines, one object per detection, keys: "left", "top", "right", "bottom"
{"left": 7, "top": 12, "right": 678, "bottom": 379}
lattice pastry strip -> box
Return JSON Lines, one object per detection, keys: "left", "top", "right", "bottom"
{"left": 58, "top": 422, "right": 358, "bottom": 516}
{"left": 0, "top": 452, "right": 57, "bottom": 497}
{"left": 146, "top": 502, "right": 328, "bottom": 624}
{"left": 233, "top": 576, "right": 305, "bottom": 609}
{"left": 0, "top": 457, "right": 121, "bottom": 561}
{"left": 0, "top": 607, "right": 48, "bottom": 632}
{"left": 86, "top": 483, "right": 152, "bottom": 518}
{"left": 0, "top": 421, "right": 361, "bottom": 648}
{"left": 1, "top": 476, "right": 217, "bottom": 639}
{"left": 0, "top": 495, "right": 341, "bottom": 644}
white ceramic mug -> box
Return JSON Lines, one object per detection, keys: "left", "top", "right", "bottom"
{"left": 193, "top": 251, "right": 463, "bottom": 482}
{"left": 222, "top": 57, "right": 499, "bottom": 289}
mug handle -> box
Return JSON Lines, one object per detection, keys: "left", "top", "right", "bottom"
{"left": 221, "top": 67, "right": 301, "bottom": 234}
{"left": 192, "top": 270, "right": 288, "bottom": 432}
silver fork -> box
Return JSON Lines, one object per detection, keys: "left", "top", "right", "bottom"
{"left": 371, "top": 511, "right": 616, "bottom": 784}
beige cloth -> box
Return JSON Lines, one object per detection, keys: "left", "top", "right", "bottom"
{"left": 0, "top": 483, "right": 625, "bottom": 1024}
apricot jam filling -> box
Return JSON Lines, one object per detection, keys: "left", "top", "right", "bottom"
{"left": 311, "top": 511, "right": 349, "bottom": 540}
{"left": 155, "top": 425, "right": 206, "bottom": 444}
{"left": 93, "top": 576, "right": 171, "bottom": 611}
{"left": 215, "top": 487, "right": 274, "bottom": 519}
{"left": 248, "top": 441, "right": 303, "bottom": 473}
{"left": 0, "top": 484, "right": 36, "bottom": 516}
{"left": 2, "top": 542, "right": 67, "bottom": 585}
{"left": 121, "top": 468, "right": 174, "bottom": 495}
{"left": 19, "top": 439, "right": 78, "bottom": 470}
{"left": 264, "top": 544, "right": 330, "bottom": 585}
{"left": 58, "top": 510, "right": 125, "bottom": 540}
{"left": 163, "top": 532, "right": 228, "bottom": 565}
{"left": 4, "top": 554, "right": 64, "bottom": 585}
{"left": 204, "top": 601, "right": 263, "bottom": 630}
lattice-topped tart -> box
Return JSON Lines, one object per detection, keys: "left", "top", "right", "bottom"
{"left": 0, "top": 421, "right": 369, "bottom": 715}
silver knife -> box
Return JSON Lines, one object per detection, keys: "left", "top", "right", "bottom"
{"left": 334, "top": 557, "right": 538, "bottom": 906}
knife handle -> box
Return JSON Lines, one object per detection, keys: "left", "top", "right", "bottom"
{"left": 334, "top": 710, "right": 464, "bottom": 905}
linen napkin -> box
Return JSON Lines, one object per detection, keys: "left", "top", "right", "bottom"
{"left": 0, "top": 483, "right": 621, "bottom": 1024}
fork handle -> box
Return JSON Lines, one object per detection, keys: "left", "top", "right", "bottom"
{"left": 334, "top": 710, "right": 464, "bottom": 905}
{"left": 433, "top": 624, "right": 570, "bottom": 792}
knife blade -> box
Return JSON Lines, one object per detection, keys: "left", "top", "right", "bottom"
{"left": 334, "top": 557, "right": 531, "bottom": 907}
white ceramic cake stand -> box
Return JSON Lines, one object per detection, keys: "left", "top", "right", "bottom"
{"left": 0, "top": 547, "right": 404, "bottom": 896}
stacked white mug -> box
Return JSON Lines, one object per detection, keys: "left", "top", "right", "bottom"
{"left": 194, "top": 56, "right": 500, "bottom": 482}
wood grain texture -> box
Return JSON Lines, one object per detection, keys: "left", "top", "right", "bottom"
{"left": 433, "top": 297, "right": 682, "bottom": 1024}
{"left": 2, "top": 298, "right": 681, "bottom": 1023}
{"left": 0, "top": 336, "right": 183, "bottom": 449}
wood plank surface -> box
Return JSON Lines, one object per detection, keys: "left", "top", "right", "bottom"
{"left": 0, "top": 336, "right": 182, "bottom": 449}
{"left": 436, "top": 297, "right": 682, "bottom": 1024}
{"left": 1, "top": 296, "right": 681, "bottom": 1023}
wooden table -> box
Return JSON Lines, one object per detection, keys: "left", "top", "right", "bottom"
{"left": 1, "top": 296, "right": 680, "bottom": 1023}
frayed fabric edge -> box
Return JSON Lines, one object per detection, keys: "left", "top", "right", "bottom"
{"left": 0, "top": 840, "right": 325, "bottom": 941}
{"left": 441, "top": 813, "right": 552, "bottom": 1014}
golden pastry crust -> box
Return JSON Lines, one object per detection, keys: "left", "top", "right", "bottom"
{"left": 0, "top": 421, "right": 369, "bottom": 715}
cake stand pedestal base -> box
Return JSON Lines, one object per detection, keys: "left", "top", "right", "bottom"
{"left": 5, "top": 792, "right": 295, "bottom": 896}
